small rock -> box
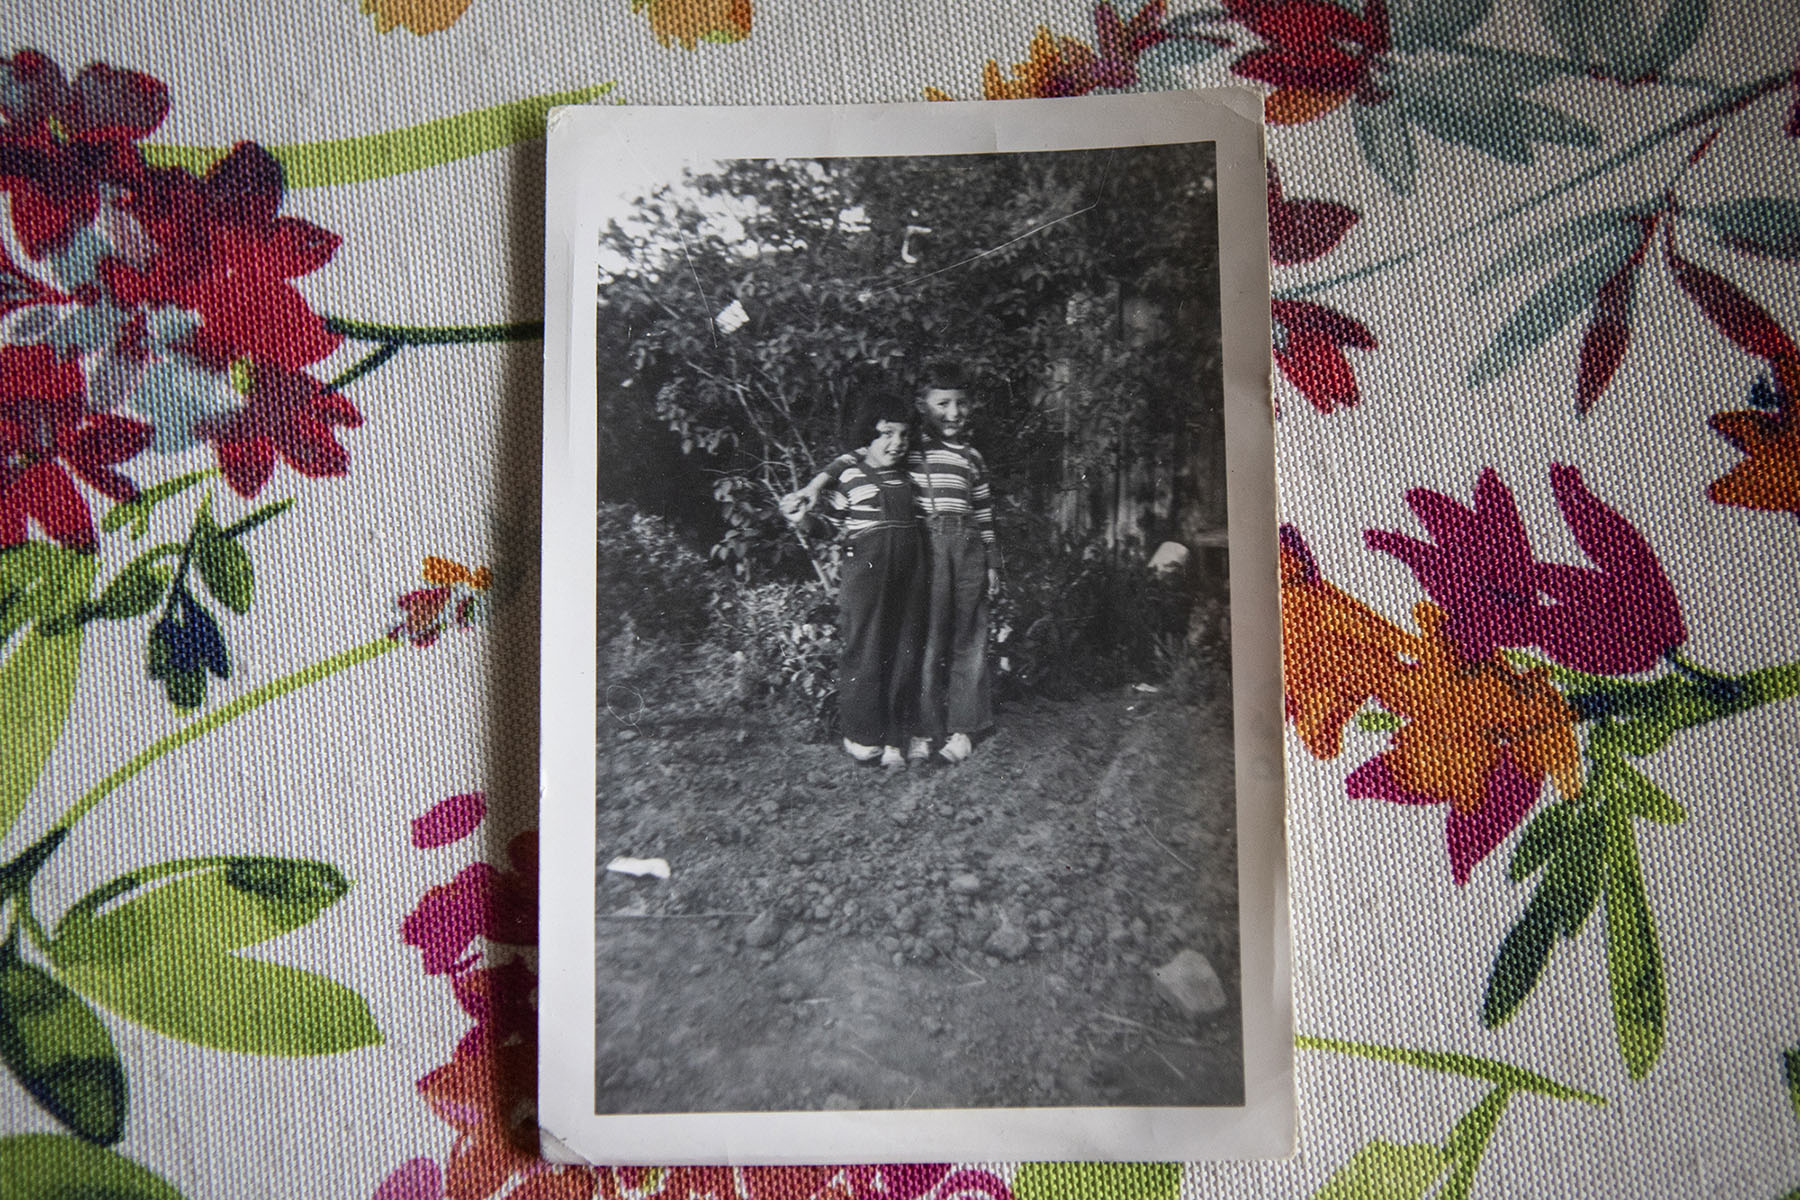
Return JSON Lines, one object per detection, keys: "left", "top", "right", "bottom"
{"left": 793, "top": 848, "right": 814, "bottom": 866}
{"left": 617, "top": 728, "right": 639, "bottom": 742}
{"left": 922, "top": 1016, "right": 943, "bottom": 1036}
{"left": 688, "top": 962, "right": 706, "bottom": 977}
{"left": 892, "top": 951, "right": 906, "bottom": 967}
{"left": 1152, "top": 949, "right": 1228, "bottom": 1019}
{"left": 926, "top": 925, "right": 957, "bottom": 952}
{"left": 880, "top": 936, "right": 901, "bottom": 954}
{"left": 893, "top": 909, "right": 919, "bottom": 933}
{"left": 823, "top": 1093, "right": 857, "bottom": 1111}
{"left": 777, "top": 982, "right": 800, "bottom": 1002}
{"left": 842, "top": 900, "right": 859, "bottom": 917}
{"left": 984, "top": 916, "right": 1032, "bottom": 961}
{"left": 813, "top": 903, "right": 833, "bottom": 922}
{"left": 1130, "top": 917, "right": 1150, "bottom": 941}
{"left": 1031, "top": 908, "right": 1055, "bottom": 931}
{"left": 744, "top": 911, "right": 781, "bottom": 948}
{"left": 948, "top": 873, "right": 984, "bottom": 896}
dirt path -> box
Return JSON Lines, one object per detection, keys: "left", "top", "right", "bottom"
{"left": 594, "top": 680, "right": 1242, "bottom": 1113}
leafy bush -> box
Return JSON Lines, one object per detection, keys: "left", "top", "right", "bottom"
{"left": 714, "top": 579, "right": 841, "bottom": 731}
{"left": 597, "top": 503, "right": 716, "bottom": 644}
{"left": 993, "top": 531, "right": 1199, "bottom": 699}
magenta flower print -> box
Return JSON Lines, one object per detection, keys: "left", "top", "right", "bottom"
{"left": 401, "top": 832, "right": 537, "bottom": 975}
{"left": 1366, "top": 464, "right": 1686, "bottom": 675}
{"left": 1348, "top": 751, "right": 1545, "bottom": 886}
{"left": 413, "top": 791, "right": 488, "bottom": 849}
{"left": 1534, "top": 464, "right": 1687, "bottom": 675}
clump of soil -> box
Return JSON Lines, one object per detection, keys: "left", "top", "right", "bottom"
{"left": 594, "top": 679, "right": 1242, "bottom": 1114}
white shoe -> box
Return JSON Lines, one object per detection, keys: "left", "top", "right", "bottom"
{"left": 939, "top": 732, "right": 972, "bottom": 764}
{"left": 908, "top": 737, "right": 933, "bottom": 762}
{"left": 881, "top": 746, "right": 906, "bottom": 769}
{"left": 843, "top": 738, "right": 883, "bottom": 762}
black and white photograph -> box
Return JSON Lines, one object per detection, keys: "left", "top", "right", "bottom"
{"left": 539, "top": 94, "right": 1289, "bottom": 1164}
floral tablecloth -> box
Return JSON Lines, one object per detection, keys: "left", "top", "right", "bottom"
{"left": 1, "top": 1, "right": 1798, "bottom": 1197}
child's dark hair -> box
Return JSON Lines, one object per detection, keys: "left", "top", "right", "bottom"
{"left": 850, "top": 389, "right": 914, "bottom": 448}
{"left": 916, "top": 357, "right": 973, "bottom": 396}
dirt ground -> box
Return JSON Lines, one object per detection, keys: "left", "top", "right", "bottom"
{"left": 593, "top": 673, "right": 1243, "bottom": 1114}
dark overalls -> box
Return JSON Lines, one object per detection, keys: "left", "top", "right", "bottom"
{"left": 918, "top": 512, "right": 993, "bottom": 739}
{"left": 836, "top": 466, "right": 926, "bottom": 748}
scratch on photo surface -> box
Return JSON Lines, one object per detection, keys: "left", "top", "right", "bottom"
{"left": 606, "top": 685, "right": 645, "bottom": 725}
{"left": 1150, "top": 1044, "right": 1188, "bottom": 1082}
{"left": 858, "top": 205, "right": 1098, "bottom": 302}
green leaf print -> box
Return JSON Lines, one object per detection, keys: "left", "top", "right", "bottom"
{"left": 47, "top": 858, "right": 380, "bottom": 1056}
{"left": 1311, "top": 1141, "right": 1445, "bottom": 1199}
{"left": 1014, "top": 1163, "right": 1181, "bottom": 1200}
{"left": 0, "top": 1135, "right": 183, "bottom": 1199}
{"left": 0, "top": 622, "right": 87, "bottom": 842}
{"left": 143, "top": 82, "right": 614, "bottom": 188}
{"left": 0, "top": 939, "right": 126, "bottom": 1145}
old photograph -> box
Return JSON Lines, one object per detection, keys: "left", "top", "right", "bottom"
{"left": 539, "top": 95, "right": 1288, "bottom": 1164}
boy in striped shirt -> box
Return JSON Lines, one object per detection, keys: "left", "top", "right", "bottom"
{"left": 781, "top": 393, "right": 926, "bottom": 768}
{"left": 788, "top": 362, "right": 998, "bottom": 765}
{"left": 907, "top": 361, "right": 997, "bottom": 764}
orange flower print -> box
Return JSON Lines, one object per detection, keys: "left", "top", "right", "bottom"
{"left": 1709, "top": 406, "right": 1800, "bottom": 517}
{"left": 983, "top": 27, "right": 1100, "bottom": 99}
{"left": 361, "top": 0, "right": 475, "bottom": 34}
{"left": 1278, "top": 525, "right": 1418, "bottom": 760}
{"left": 1350, "top": 604, "right": 1580, "bottom": 884}
{"left": 633, "top": 0, "right": 754, "bottom": 49}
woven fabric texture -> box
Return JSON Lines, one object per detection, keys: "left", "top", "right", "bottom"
{"left": 0, "top": 1, "right": 1798, "bottom": 1197}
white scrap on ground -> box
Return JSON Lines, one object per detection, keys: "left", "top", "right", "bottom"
{"left": 605, "top": 856, "right": 671, "bottom": 879}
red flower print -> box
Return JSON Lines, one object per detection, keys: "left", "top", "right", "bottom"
{"left": 0, "top": 344, "right": 149, "bottom": 549}
{"left": 391, "top": 556, "right": 491, "bottom": 646}
{"left": 1267, "top": 160, "right": 1358, "bottom": 266}
{"left": 418, "top": 1038, "right": 595, "bottom": 1200}
{"left": 1225, "top": 0, "right": 1390, "bottom": 124}
{"left": 1271, "top": 297, "right": 1376, "bottom": 414}
{"left": 1365, "top": 465, "right": 1686, "bottom": 675}
{"left": 104, "top": 142, "right": 342, "bottom": 373}
{"left": 0, "top": 50, "right": 168, "bottom": 258}
{"left": 194, "top": 361, "right": 361, "bottom": 497}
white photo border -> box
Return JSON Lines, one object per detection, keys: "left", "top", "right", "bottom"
{"left": 539, "top": 91, "right": 1290, "bottom": 1165}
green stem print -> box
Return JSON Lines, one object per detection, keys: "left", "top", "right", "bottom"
{"left": 0, "top": 482, "right": 410, "bottom": 1151}
{"left": 141, "top": 82, "right": 614, "bottom": 187}
{"left": 1300, "top": 1036, "right": 1606, "bottom": 1200}
{"left": 321, "top": 315, "right": 545, "bottom": 396}
{"left": 1484, "top": 656, "right": 1800, "bottom": 1079}
{"left": 1275, "top": 70, "right": 1791, "bottom": 303}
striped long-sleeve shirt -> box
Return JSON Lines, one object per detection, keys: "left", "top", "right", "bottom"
{"left": 816, "top": 458, "right": 915, "bottom": 540}
{"left": 909, "top": 435, "right": 995, "bottom": 548}
{"left": 821, "top": 435, "right": 996, "bottom": 550}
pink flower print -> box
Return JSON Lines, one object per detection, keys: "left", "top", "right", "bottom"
{"left": 372, "top": 1159, "right": 445, "bottom": 1200}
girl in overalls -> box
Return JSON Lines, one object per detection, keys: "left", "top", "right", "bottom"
{"left": 782, "top": 392, "right": 926, "bottom": 767}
